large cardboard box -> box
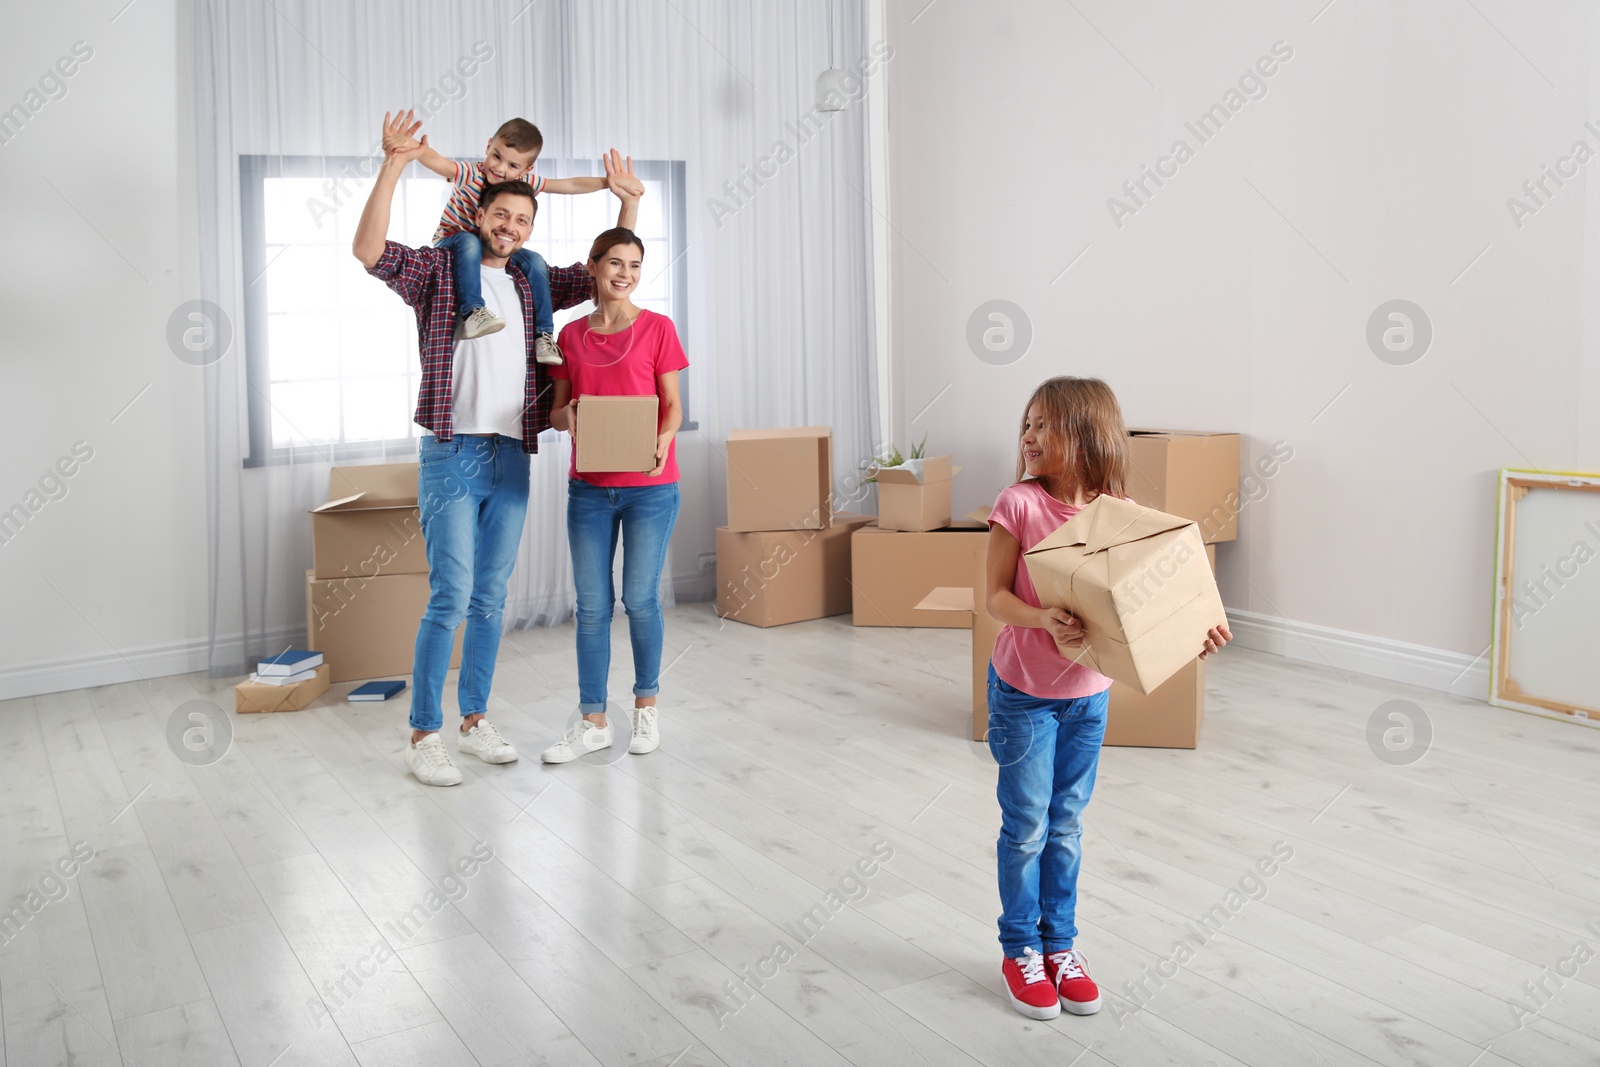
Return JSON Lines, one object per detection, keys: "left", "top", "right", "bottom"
{"left": 306, "top": 570, "right": 462, "bottom": 683}
{"left": 236, "top": 664, "right": 331, "bottom": 713}
{"left": 873, "top": 456, "right": 958, "bottom": 532}
{"left": 1023, "top": 496, "right": 1226, "bottom": 694}
{"left": 960, "top": 545, "right": 1213, "bottom": 743}
{"left": 716, "top": 513, "right": 874, "bottom": 627}
{"left": 311, "top": 463, "right": 428, "bottom": 580}
{"left": 726, "top": 428, "right": 832, "bottom": 532}
{"left": 1126, "top": 430, "right": 1241, "bottom": 543}
{"left": 851, "top": 522, "right": 989, "bottom": 629}
{"left": 576, "top": 395, "right": 659, "bottom": 473}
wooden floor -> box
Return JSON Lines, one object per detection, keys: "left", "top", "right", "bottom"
{"left": 2, "top": 605, "right": 1599, "bottom": 1067}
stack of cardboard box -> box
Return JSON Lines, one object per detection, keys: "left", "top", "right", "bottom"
{"left": 1108, "top": 430, "right": 1238, "bottom": 747}
{"left": 852, "top": 455, "right": 990, "bottom": 629}
{"left": 306, "top": 463, "right": 462, "bottom": 683}
{"left": 715, "top": 428, "right": 874, "bottom": 627}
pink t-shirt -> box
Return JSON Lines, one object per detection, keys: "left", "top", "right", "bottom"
{"left": 987, "top": 480, "right": 1113, "bottom": 700}
{"left": 552, "top": 309, "right": 689, "bottom": 487}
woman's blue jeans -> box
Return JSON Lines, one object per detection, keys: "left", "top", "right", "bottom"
{"left": 987, "top": 664, "right": 1109, "bottom": 958}
{"left": 567, "top": 479, "right": 681, "bottom": 714}
{"left": 436, "top": 231, "right": 554, "bottom": 336}
{"left": 409, "top": 434, "right": 529, "bottom": 733}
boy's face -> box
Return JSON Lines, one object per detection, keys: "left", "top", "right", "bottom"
{"left": 483, "top": 137, "right": 538, "bottom": 183}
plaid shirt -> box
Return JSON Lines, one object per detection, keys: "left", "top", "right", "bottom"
{"left": 366, "top": 240, "right": 593, "bottom": 453}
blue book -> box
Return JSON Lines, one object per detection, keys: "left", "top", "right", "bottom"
{"left": 258, "top": 649, "right": 323, "bottom": 676}
{"left": 348, "top": 680, "right": 406, "bottom": 702}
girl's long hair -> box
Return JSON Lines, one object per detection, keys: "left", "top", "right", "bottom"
{"left": 1014, "top": 376, "right": 1128, "bottom": 499}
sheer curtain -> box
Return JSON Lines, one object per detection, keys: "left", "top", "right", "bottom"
{"left": 192, "top": 0, "right": 880, "bottom": 674}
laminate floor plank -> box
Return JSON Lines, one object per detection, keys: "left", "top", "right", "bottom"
{"left": 4, "top": 607, "right": 1597, "bottom": 1066}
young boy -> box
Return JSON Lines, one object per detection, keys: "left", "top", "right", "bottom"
{"left": 384, "top": 111, "right": 619, "bottom": 363}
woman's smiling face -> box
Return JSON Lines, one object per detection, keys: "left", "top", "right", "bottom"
{"left": 587, "top": 241, "right": 643, "bottom": 302}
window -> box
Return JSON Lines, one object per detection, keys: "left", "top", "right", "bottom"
{"left": 239, "top": 155, "right": 688, "bottom": 467}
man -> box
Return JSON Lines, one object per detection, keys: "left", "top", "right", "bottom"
{"left": 353, "top": 114, "right": 642, "bottom": 786}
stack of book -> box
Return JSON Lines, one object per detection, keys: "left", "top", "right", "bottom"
{"left": 250, "top": 650, "right": 325, "bottom": 685}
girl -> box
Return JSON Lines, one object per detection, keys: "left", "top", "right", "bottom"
{"left": 542, "top": 228, "right": 687, "bottom": 763}
{"left": 983, "top": 376, "right": 1229, "bottom": 1019}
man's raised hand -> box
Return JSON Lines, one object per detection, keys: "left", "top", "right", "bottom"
{"left": 382, "top": 110, "right": 427, "bottom": 164}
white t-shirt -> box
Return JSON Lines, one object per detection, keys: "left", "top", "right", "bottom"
{"left": 450, "top": 266, "right": 527, "bottom": 438}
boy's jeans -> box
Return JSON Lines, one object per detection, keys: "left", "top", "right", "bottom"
{"left": 567, "top": 479, "right": 681, "bottom": 715}
{"left": 436, "top": 231, "right": 555, "bottom": 336}
{"left": 987, "top": 664, "right": 1109, "bottom": 958}
{"left": 409, "top": 434, "right": 529, "bottom": 734}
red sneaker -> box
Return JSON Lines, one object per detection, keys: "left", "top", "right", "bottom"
{"left": 1002, "top": 948, "right": 1062, "bottom": 1019}
{"left": 1047, "top": 948, "right": 1102, "bottom": 1015}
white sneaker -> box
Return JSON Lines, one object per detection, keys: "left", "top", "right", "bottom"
{"left": 462, "top": 307, "right": 505, "bottom": 339}
{"left": 540, "top": 719, "right": 612, "bottom": 764}
{"left": 459, "top": 719, "right": 518, "bottom": 764}
{"left": 405, "top": 733, "right": 463, "bottom": 787}
{"left": 628, "top": 706, "right": 659, "bottom": 754}
{"left": 534, "top": 333, "right": 564, "bottom": 365}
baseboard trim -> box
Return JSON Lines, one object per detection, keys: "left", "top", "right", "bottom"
{"left": 0, "top": 624, "right": 305, "bottom": 702}
{"left": 1225, "top": 608, "right": 1491, "bottom": 699}
{"left": 674, "top": 570, "right": 716, "bottom": 604}
{"left": 2, "top": 601, "right": 1489, "bottom": 704}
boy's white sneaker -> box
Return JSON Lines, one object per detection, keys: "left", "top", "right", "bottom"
{"left": 406, "top": 733, "right": 463, "bottom": 787}
{"left": 540, "top": 719, "right": 612, "bottom": 764}
{"left": 534, "top": 334, "right": 564, "bottom": 365}
{"left": 462, "top": 307, "right": 505, "bottom": 339}
{"left": 459, "top": 719, "right": 518, "bottom": 764}
{"left": 628, "top": 706, "right": 660, "bottom": 754}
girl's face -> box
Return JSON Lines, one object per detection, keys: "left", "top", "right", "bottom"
{"left": 1020, "top": 402, "right": 1064, "bottom": 482}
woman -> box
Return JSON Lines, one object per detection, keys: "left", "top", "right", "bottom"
{"left": 541, "top": 227, "right": 687, "bottom": 763}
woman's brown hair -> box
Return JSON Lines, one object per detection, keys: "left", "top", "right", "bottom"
{"left": 1014, "top": 376, "right": 1128, "bottom": 498}
{"left": 588, "top": 227, "right": 644, "bottom": 265}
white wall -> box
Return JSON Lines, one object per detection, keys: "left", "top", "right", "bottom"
{"left": 883, "top": 0, "right": 1600, "bottom": 695}
{"left": 0, "top": 0, "right": 211, "bottom": 695}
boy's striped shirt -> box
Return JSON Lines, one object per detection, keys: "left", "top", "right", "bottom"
{"left": 432, "top": 160, "right": 546, "bottom": 243}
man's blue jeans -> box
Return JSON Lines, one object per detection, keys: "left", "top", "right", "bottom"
{"left": 567, "top": 479, "right": 681, "bottom": 715}
{"left": 410, "top": 434, "right": 530, "bottom": 733}
{"left": 987, "top": 664, "right": 1109, "bottom": 958}
{"left": 435, "top": 231, "right": 555, "bottom": 336}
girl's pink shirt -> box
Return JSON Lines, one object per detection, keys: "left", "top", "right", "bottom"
{"left": 987, "top": 480, "right": 1113, "bottom": 700}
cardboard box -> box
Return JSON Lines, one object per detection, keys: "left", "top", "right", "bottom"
{"left": 236, "top": 664, "right": 331, "bottom": 713}
{"left": 1105, "top": 660, "right": 1205, "bottom": 748}
{"left": 852, "top": 522, "right": 988, "bottom": 629}
{"left": 1023, "top": 496, "right": 1227, "bottom": 694}
{"left": 311, "top": 463, "right": 427, "bottom": 580}
{"left": 576, "top": 395, "right": 659, "bottom": 473}
{"left": 952, "top": 539, "right": 1216, "bottom": 743}
{"left": 1126, "top": 430, "right": 1241, "bottom": 543}
{"left": 715, "top": 513, "right": 874, "bottom": 627}
{"left": 306, "top": 570, "right": 462, "bottom": 683}
{"left": 873, "top": 456, "right": 959, "bottom": 532}
{"left": 726, "top": 428, "right": 832, "bottom": 532}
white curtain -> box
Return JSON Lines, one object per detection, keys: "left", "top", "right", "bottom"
{"left": 192, "top": 0, "right": 881, "bottom": 673}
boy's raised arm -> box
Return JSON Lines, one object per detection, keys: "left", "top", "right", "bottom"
{"left": 542, "top": 176, "right": 608, "bottom": 195}
{"left": 382, "top": 108, "right": 457, "bottom": 180}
